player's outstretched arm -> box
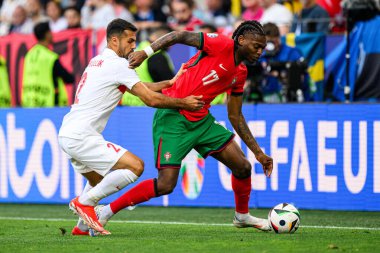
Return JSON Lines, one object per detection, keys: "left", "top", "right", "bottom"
{"left": 142, "top": 80, "right": 171, "bottom": 92}
{"left": 130, "top": 82, "right": 204, "bottom": 111}
{"left": 128, "top": 31, "right": 201, "bottom": 69}
{"left": 143, "top": 64, "right": 186, "bottom": 92}
{"left": 227, "top": 94, "right": 273, "bottom": 177}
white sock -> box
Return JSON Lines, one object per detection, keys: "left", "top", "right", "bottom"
{"left": 77, "top": 182, "right": 93, "bottom": 231}
{"left": 79, "top": 169, "right": 139, "bottom": 206}
{"left": 235, "top": 211, "right": 250, "bottom": 220}
{"left": 99, "top": 204, "right": 114, "bottom": 221}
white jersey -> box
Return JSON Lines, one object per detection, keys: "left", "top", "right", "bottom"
{"left": 59, "top": 48, "right": 140, "bottom": 138}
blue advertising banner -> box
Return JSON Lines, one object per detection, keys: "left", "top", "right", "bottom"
{"left": 0, "top": 104, "right": 379, "bottom": 211}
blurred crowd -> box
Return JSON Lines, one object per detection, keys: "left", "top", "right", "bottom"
{"left": 0, "top": 0, "right": 348, "bottom": 107}
{"left": 0, "top": 0, "right": 344, "bottom": 37}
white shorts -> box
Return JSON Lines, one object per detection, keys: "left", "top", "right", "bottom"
{"left": 58, "top": 135, "right": 127, "bottom": 176}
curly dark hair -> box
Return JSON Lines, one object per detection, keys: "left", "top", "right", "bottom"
{"left": 232, "top": 20, "right": 265, "bottom": 42}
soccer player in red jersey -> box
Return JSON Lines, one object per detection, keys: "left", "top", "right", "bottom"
{"left": 96, "top": 20, "right": 274, "bottom": 232}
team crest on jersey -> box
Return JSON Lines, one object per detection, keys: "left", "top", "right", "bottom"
{"left": 207, "top": 33, "right": 218, "bottom": 38}
{"left": 230, "top": 77, "right": 237, "bottom": 86}
{"left": 164, "top": 152, "right": 172, "bottom": 161}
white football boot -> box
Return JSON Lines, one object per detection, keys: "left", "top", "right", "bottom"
{"left": 233, "top": 213, "right": 272, "bottom": 231}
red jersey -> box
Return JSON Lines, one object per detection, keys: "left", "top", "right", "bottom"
{"left": 163, "top": 32, "right": 247, "bottom": 121}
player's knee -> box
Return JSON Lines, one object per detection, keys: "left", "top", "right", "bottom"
{"left": 133, "top": 158, "right": 144, "bottom": 176}
{"left": 235, "top": 159, "right": 252, "bottom": 179}
{"left": 123, "top": 158, "right": 144, "bottom": 176}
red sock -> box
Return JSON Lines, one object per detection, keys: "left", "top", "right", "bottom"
{"left": 231, "top": 175, "right": 251, "bottom": 214}
{"left": 110, "top": 179, "right": 157, "bottom": 214}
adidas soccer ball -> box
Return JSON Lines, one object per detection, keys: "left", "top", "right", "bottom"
{"left": 268, "top": 203, "right": 301, "bottom": 234}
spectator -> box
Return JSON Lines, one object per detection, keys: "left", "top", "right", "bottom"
{"left": 291, "top": 0, "right": 330, "bottom": 34}
{"left": 46, "top": 0, "right": 68, "bottom": 32}
{"left": 241, "top": 0, "right": 264, "bottom": 21}
{"left": 22, "top": 22, "right": 74, "bottom": 107}
{"left": 167, "top": 0, "right": 203, "bottom": 31}
{"left": 253, "top": 23, "right": 309, "bottom": 103}
{"left": 198, "top": 23, "right": 217, "bottom": 33}
{"left": 67, "top": 0, "right": 86, "bottom": 10}
{"left": 63, "top": 6, "right": 81, "bottom": 29}
{"left": 233, "top": 18, "right": 243, "bottom": 29}
{"left": 113, "top": 0, "right": 134, "bottom": 22}
{"left": 0, "top": 0, "right": 26, "bottom": 35}
{"left": 8, "top": 5, "right": 33, "bottom": 34}
{"left": 203, "top": 0, "right": 235, "bottom": 28}
{"left": 25, "top": 0, "right": 49, "bottom": 26}
{"left": 283, "top": 0, "right": 303, "bottom": 15}
{"left": 130, "top": 0, "right": 166, "bottom": 41}
{"left": 133, "top": 0, "right": 166, "bottom": 22}
{"left": 81, "top": 0, "right": 116, "bottom": 30}
{"left": 260, "top": 0, "right": 293, "bottom": 35}
{"left": 0, "top": 55, "right": 11, "bottom": 107}
{"left": 217, "top": 17, "right": 243, "bottom": 37}
{"left": 133, "top": 0, "right": 166, "bottom": 32}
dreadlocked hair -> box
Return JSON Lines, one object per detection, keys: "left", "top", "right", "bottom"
{"left": 232, "top": 20, "right": 265, "bottom": 42}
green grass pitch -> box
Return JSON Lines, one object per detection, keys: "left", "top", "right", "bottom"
{"left": 0, "top": 204, "right": 379, "bottom": 253}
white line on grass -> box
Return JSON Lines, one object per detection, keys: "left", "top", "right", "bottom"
{"left": 0, "top": 216, "right": 379, "bottom": 231}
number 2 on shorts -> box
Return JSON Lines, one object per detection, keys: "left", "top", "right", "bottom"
{"left": 107, "top": 143, "right": 121, "bottom": 153}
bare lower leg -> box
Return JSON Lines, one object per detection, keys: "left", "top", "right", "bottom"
{"left": 82, "top": 171, "right": 103, "bottom": 187}
{"left": 156, "top": 169, "right": 180, "bottom": 196}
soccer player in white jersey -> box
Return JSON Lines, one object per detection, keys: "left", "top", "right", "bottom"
{"left": 58, "top": 18, "right": 204, "bottom": 235}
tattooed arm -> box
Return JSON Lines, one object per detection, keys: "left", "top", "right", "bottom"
{"left": 128, "top": 31, "right": 201, "bottom": 68}
{"left": 150, "top": 31, "right": 201, "bottom": 51}
{"left": 227, "top": 94, "right": 273, "bottom": 177}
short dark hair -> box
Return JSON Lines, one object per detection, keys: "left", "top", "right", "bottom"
{"left": 33, "top": 22, "right": 50, "bottom": 41}
{"left": 169, "top": 0, "right": 195, "bottom": 10}
{"left": 199, "top": 23, "right": 217, "bottom": 33}
{"left": 63, "top": 6, "right": 80, "bottom": 15}
{"left": 263, "top": 23, "right": 280, "bottom": 37}
{"left": 106, "top": 19, "right": 137, "bottom": 41}
{"left": 232, "top": 20, "right": 265, "bottom": 42}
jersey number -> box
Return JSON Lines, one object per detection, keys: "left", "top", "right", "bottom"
{"left": 107, "top": 143, "right": 121, "bottom": 153}
{"left": 202, "top": 70, "right": 219, "bottom": 85}
{"left": 74, "top": 72, "right": 88, "bottom": 104}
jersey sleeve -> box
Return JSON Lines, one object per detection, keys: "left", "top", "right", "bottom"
{"left": 199, "top": 32, "right": 230, "bottom": 56}
{"left": 229, "top": 65, "right": 247, "bottom": 96}
{"left": 115, "top": 59, "right": 141, "bottom": 89}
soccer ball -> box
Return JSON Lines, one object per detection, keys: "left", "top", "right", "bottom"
{"left": 268, "top": 203, "right": 301, "bottom": 234}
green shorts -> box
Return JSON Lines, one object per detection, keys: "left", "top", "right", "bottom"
{"left": 153, "top": 109, "right": 235, "bottom": 169}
